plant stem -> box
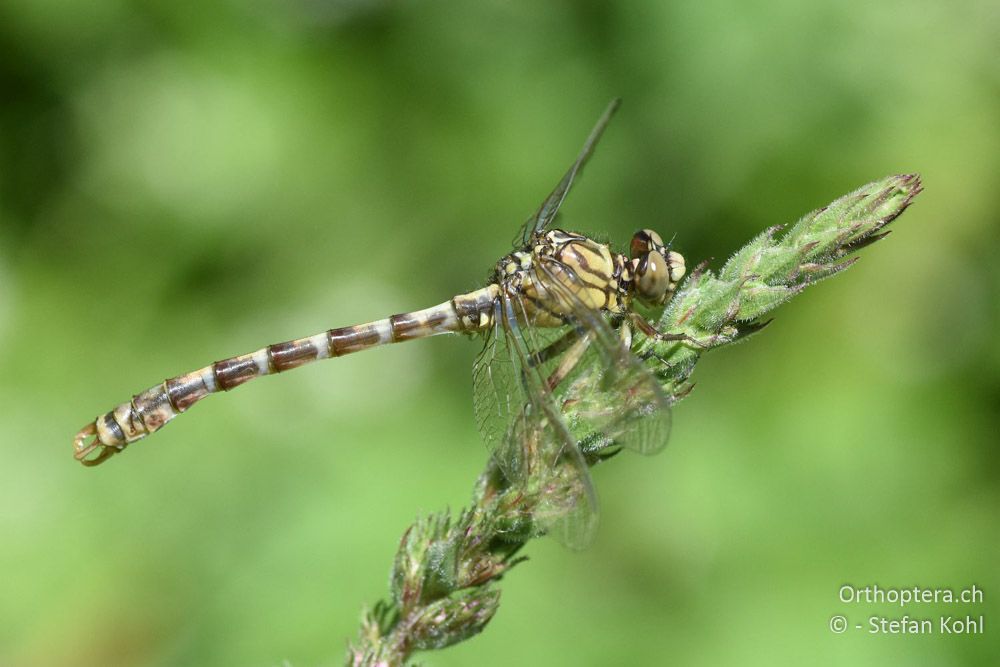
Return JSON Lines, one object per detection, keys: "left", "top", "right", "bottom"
{"left": 345, "top": 174, "right": 922, "bottom": 666}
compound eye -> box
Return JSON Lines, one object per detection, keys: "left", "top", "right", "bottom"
{"left": 630, "top": 229, "right": 664, "bottom": 258}
{"left": 636, "top": 250, "right": 670, "bottom": 302}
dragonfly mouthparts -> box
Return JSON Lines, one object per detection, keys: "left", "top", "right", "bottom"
{"left": 73, "top": 422, "right": 120, "bottom": 467}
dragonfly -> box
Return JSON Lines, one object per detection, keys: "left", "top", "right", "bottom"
{"left": 73, "top": 99, "right": 688, "bottom": 547}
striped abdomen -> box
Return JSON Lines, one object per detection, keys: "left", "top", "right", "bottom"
{"left": 73, "top": 285, "right": 499, "bottom": 466}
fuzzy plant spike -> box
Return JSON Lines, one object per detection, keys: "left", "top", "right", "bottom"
{"left": 345, "top": 174, "right": 922, "bottom": 666}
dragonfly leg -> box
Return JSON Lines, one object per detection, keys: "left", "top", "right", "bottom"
{"left": 545, "top": 333, "right": 592, "bottom": 391}
{"left": 628, "top": 312, "right": 708, "bottom": 348}
{"left": 619, "top": 318, "right": 633, "bottom": 349}
{"left": 527, "top": 329, "right": 582, "bottom": 369}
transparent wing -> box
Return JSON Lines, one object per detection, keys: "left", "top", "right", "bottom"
{"left": 514, "top": 99, "right": 621, "bottom": 247}
{"left": 533, "top": 255, "right": 673, "bottom": 459}
{"left": 472, "top": 309, "right": 523, "bottom": 475}
{"left": 472, "top": 296, "right": 598, "bottom": 550}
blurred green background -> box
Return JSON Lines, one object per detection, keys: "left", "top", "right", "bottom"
{"left": 1, "top": 1, "right": 997, "bottom": 665}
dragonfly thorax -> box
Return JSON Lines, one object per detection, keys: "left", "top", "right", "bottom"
{"left": 496, "top": 230, "right": 628, "bottom": 328}
{"left": 493, "top": 228, "right": 687, "bottom": 330}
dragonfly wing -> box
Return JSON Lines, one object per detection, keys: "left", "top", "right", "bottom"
{"left": 472, "top": 296, "right": 599, "bottom": 549}
{"left": 472, "top": 308, "right": 524, "bottom": 476}
{"left": 514, "top": 99, "right": 622, "bottom": 247}
{"left": 534, "top": 255, "right": 673, "bottom": 458}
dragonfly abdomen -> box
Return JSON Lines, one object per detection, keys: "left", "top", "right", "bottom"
{"left": 74, "top": 286, "right": 500, "bottom": 465}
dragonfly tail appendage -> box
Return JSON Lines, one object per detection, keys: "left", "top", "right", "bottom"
{"left": 73, "top": 376, "right": 190, "bottom": 466}
{"left": 73, "top": 422, "right": 115, "bottom": 467}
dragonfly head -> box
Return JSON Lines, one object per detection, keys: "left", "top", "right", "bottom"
{"left": 73, "top": 421, "right": 123, "bottom": 466}
{"left": 629, "top": 229, "right": 686, "bottom": 306}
